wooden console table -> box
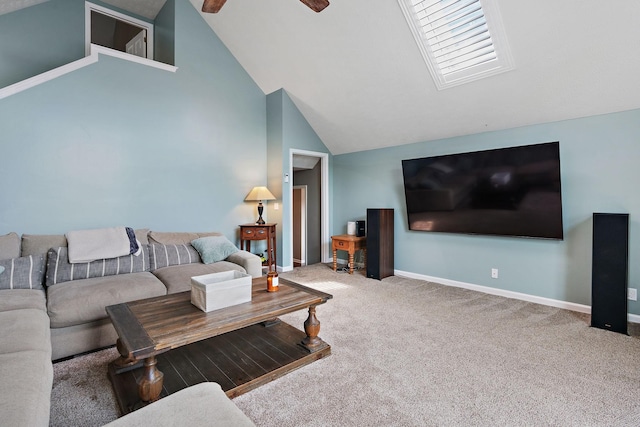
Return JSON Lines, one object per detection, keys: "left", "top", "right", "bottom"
{"left": 331, "top": 234, "right": 366, "bottom": 275}
{"left": 239, "top": 223, "right": 276, "bottom": 272}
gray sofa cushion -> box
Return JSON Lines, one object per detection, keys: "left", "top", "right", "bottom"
{"left": 47, "top": 271, "right": 166, "bottom": 328}
{"left": 0, "top": 254, "right": 46, "bottom": 290}
{"left": 46, "top": 246, "right": 150, "bottom": 287}
{"left": 21, "top": 229, "right": 149, "bottom": 257}
{"left": 148, "top": 243, "right": 201, "bottom": 270}
{"left": 0, "top": 350, "right": 52, "bottom": 427}
{"left": 153, "top": 262, "right": 246, "bottom": 294}
{"left": 20, "top": 234, "right": 68, "bottom": 257}
{"left": 0, "top": 232, "right": 20, "bottom": 260}
{"left": 148, "top": 231, "right": 221, "bottom": 245}
{"left": 0, "top": 309, "right": 51, "bottom": 354}
{"left": 0, "top": 289, "right": 47, "bottom": 312}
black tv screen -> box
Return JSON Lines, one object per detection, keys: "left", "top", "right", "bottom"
{"left": 401, "top": 142, "right": 564, "bottom": 239}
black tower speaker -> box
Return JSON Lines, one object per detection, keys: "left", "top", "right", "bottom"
{"left": 356, "top": 220, "right": 366, "bottom": 237}
{"left": 591, "top": 213, "right": 629, "bottom": 334}
{"left": 366, "top": 209, "right": 394, "bottom": 280}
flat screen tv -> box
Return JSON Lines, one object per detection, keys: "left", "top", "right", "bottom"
{"left": 401, "top": 141, "right": 564, "bottom": 239}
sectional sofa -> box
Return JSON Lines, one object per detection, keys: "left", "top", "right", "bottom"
{"left": 0, "top": 229, "right": 261, "bottom": 426}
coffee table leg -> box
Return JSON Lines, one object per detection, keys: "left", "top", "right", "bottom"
{"left": 301, "top": 306, "right": 325, "bottom": 352}
{"left": 138, "top": 356, "right": 164, "bottom": 403}
{"left": 111, "top": 338, "right": 139, "bottom": 370}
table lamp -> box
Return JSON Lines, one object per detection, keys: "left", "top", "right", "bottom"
{"left": 245, "top": 186, "right": 276, "bottom": 225}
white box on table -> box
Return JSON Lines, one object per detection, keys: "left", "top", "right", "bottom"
{"left": 190, "top": 271, "right": 252, "bottom": 312}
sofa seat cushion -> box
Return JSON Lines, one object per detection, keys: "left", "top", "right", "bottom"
{"left": 0, "top": 309, "right": 51, "bottom": 354}
{"left": 0, "top": 289, "right": 47, "bottom": 312}
{"left": 153, "top": 262, "right": 247, "bottom": 294}
{"left": 47, "top": 272, "right": 166, "bottom": 328}
{"left": 0, "top": 351, "right": 53, "bottom": 427}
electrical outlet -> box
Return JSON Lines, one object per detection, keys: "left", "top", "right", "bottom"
{"left": 491, "top": 268, "right": 498, "bottom": 279}
{"left": 274, "top": 202, "right": 279, "bottom": 210}
{"left": 628, "top": 288, "right": 637, "bottom": 301}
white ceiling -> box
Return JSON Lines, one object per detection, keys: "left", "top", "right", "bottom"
{"left": 4, "top": 0, "right": 640, "bottom": 155}
{"left": 193, "top": 0, "right": 640, "bottom": 155}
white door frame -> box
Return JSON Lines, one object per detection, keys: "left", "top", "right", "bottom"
{"left": 289, "top": 149, "right": 330, "bottom": 266}
{"left": 85, "top": 1, "right": 154, "bottom": 59}
{"left": 293, "top": 185, "right": 307, "bottom": 266}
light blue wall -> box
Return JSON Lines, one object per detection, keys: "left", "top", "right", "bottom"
{"left": 0, "top": 1, "right": 266, "bottom": 243}
{"left": 154, "top": 0, "right": 175, "bottom": 66}
{"left": 0, "top": 0, "right": 172, "bottom": 88}
{"left": 266, "top": 89, "right": 332, "bottom": 269}
{"left": 334, "top": 109, "right": 640, "bottom": 315}
{"left": 0, "top": 0, "right": 84, "bottom": 88}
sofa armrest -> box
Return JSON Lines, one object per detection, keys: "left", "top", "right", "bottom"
{"left": 226, "top": 251, "right": 262, "bottom": 278}
{"left": 103, "top": 382, "right": 255, "bottom": 426}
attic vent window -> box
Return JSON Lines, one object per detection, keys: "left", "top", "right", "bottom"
{"left": 398, "top": 0, "right": 514, "bottom": 89}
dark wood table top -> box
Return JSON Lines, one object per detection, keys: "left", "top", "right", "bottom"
{"left": 106, "top": 276, "right": 332, "bottom": 361}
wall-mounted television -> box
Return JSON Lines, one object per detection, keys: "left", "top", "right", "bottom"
{"left": 401, "top": 141, "right": 564, "bottom": 239}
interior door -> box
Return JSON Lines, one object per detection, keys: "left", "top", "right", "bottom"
{"left": 125, "top": 29, "right": 147, "bottom": 58}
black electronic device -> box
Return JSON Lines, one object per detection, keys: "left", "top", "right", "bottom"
{"left": 366, "top": 209, "right": 394, "bottom": 280}
{"left": 356, "top": 220, "right": 365, "bottom": 237}
{"left": 591, "top": 213, "right": 628, "bottom": 334}
{"left": 401, "top": 141, "right": 563, "bottom": 239}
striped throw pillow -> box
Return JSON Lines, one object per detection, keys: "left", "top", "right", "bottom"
{"left": 46, "top": 245, "right": 149, "bottom": 287}
{"left": 0, "top": 254, "right": 46, "bottom": 290}
{"left": 148, "top": 244, "right": 201, "bottom": 271}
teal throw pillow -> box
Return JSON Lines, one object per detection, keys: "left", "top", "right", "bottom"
{"left": 191, "top": 236, "right": 239, "bottom": 264}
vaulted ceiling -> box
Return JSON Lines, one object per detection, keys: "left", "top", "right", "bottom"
{"left": 4, "top": 0, "right": 640, "bottom": 155}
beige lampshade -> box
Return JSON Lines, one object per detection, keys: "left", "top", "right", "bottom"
{"left": 245, "top": 186, "right": 276, "bottom": 201}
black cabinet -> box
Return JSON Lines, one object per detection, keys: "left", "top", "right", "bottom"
{"left": 366, "top": 209, "right": 394, "bottom": 280}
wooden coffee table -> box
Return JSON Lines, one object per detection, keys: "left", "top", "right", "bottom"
{"left": 106, "top": 276, "right": 332, "bottom": 414}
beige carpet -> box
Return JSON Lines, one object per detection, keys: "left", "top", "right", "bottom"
{"left": 51, "top": 264, "right": 640, "bottom": 426}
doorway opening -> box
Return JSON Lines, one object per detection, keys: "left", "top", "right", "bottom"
{"left": 85, "top": 2, "right": 154, "bottom": 60}
{"left": 289, "top": 150, "right": 330, "bottom": 268}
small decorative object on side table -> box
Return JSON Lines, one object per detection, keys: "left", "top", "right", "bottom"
{"left": 240, "top": 223, "right": 277, "bottom": 271}
{"left": 331, "top": 234, "right": 366, "bottom": 275}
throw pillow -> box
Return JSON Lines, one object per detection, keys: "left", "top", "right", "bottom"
{"left": 191, "top": 236, "right": 239, "bottom": 265}
{"left": 148, "top": 244, "right": 202, "bottom": 271}
{"left": 0, "top": 254, "right": 46, "bottom": 290}
{"left": 46, "top": 245, "right": 149, "bottom": 287}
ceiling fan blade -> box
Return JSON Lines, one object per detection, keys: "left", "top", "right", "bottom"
{"left": 202, "top": 0, "right": 227, "bottom": 13}
{"left": 300, "top": 0, "right": 330, "bottom": 13}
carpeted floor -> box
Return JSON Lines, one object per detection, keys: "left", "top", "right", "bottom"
{"left": 51, "top": 264, "right": 640, "bottom": 426}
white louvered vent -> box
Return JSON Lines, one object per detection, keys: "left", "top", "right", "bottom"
{"left": 398, "top": 0, "right": 514, "bottom": 90}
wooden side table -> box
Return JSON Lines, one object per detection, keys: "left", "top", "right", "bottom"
{"left": 331, "top": 234, "right": 366, "bottom": 275}
{"left": 240, "top": 223, "right": 277, "bottom": 272}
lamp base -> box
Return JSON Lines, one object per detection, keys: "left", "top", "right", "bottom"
{"left": 256, "top": 202, "right": 265, "bottom": 225}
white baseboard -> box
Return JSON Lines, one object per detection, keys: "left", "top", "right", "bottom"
{"left": 394, "top": 269, "right": 640, "bottom": 324}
